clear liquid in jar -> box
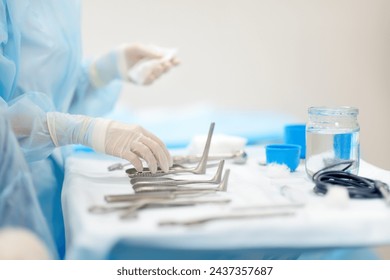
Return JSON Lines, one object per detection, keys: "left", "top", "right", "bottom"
{"left": 305, "top": 130, "right": 360, "bottom": 178}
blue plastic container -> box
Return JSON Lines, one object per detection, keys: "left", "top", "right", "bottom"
{"left": 284, "top": 124, "right": 306, "bottom": 159}
{"left": 265, "top": 144, "right": 301, "bottom": 172}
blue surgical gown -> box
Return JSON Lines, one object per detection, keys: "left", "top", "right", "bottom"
{"left": 0, "top": 0, "right": 122, "bottom": 258}
{"left": 0, "top": 102, "right": 57, "bottom": 258}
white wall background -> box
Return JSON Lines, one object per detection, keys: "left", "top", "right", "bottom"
{"left": 82, "top": 0, "right": 390, "bottom": 170}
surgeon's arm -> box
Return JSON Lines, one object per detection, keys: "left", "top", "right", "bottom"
{"left": 46, "top": 112, "right": 173, "bottom": 173}
{"left": 89, "top": 43, "right": 179, "bottom": 87}
{"left": 0, "top": 101, "right": 56, "bottom": 258}
{"left": 69, "top": 43, "right": 179, "bottom": 116}
{"left": 3, "top": 93, "right": 57, "bottom": 162}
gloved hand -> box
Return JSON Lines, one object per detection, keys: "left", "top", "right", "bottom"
{"left": 46, "top": 112, "right": 172, "bottom": 173}
{"left": 89, "top": 43, "right": 179, "bottom": 88}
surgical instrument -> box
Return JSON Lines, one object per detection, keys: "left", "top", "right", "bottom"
{"left": 159, "top": 211, "right": 295, "bottom": 226}
{"left": 133, "top": 169, "right": 230, "bottom": 193}
{"left": 121, "top": 198, "right": 231, "bottom": 220}
{"left": 107, "top": 150, "right": 247, "bottom": 171}
{"left": 131, "top": 160, "right": 224, "bottom": 187}
{"left": 125, "top": 122, "right": 215, "bottom": 178}
{"left": 105, "top": 192, "right": 176, "bottom": 203}
{"left": 88, "top": 197, "right": 231, "bottom": 219}
{"left": 104, "top": 190, "right": 217, "bottom": 203}
{"left": 89, "top": 198, "right": 168, "bottom": 214}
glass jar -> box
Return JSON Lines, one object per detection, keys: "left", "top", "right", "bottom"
{"left": 305, "top": 106, "right": 360, "bottom": 178}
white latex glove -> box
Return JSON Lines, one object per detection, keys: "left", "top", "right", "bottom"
{"left": 46, "top": 112, "right": 172, "bottom": 173}
{"left": 89, "top": 43, "right": 179, "bottom": 88}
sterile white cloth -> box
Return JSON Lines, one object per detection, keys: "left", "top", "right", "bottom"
{"left": 62, "top": 147, "right": 390, "bottom": 259}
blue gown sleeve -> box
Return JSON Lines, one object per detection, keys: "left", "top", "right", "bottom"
{"left": 0, "top": 2, "right": 56, "bottom": 162}
{"left": 0, "top": 101, "right": 57, "bottom": 258}
{"left": 1, "top": 0, "right": 120, "bottom": 162}
{"left": 68, "top": 59, "right": 122, "bottom": 117}
{"left": 5, "top": 93, "right": 56, "bottom": 162}
{"left": 0, "top": 0, "right": 17, "bottom": 102}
